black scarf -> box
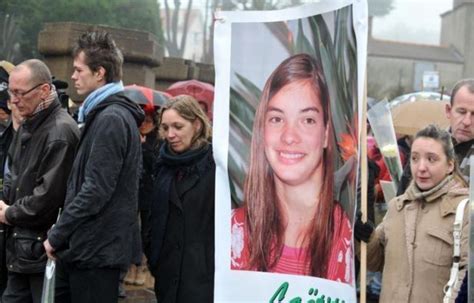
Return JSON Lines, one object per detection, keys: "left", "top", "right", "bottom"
{"left": 148, "top": 142, "right": 211, "bottom": 268}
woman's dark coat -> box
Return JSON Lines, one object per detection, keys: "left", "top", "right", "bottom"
{"left": 149, "top": 145, "right": 215, "bottom": 303}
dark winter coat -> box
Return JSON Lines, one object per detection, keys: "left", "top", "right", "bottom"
{"left": 150, "top": 143, "right": 215, "bottom": 303}
{"left": 4, "top": 100, "right": 79, "bottom": 273}
{"left": 47, "top": 92, "right": 144, "bottom": 269}
{"left": 139, "top": 133, "right": 160, "bottom": 211}
{"left": 0, "top": 121, "right": 13, "bottom": 199}
{"left": 0, "top": 119, "right": 13, "bottom": 289}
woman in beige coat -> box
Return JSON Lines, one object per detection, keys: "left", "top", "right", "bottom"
{"left": 361, "top": 124, "right": 469, "bottom": 302}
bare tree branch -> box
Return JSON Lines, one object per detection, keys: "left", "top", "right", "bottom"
{"left": 178, "top": 0, "right": 193, "bottom": 57}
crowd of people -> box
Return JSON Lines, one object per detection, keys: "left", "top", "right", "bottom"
{"left": 0, "top": 28, "right": 472, "bottom": 303}
{"left": 356, "top": 79, "right": 474, "bottom": 303}
{"left": 0, "top": 30, "right": 215, "bottom": 303}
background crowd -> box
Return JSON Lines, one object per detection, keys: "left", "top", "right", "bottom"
{"left": 0, "top": 30, "right": 215, "bottom": 303}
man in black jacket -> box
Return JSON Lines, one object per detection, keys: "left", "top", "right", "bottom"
{"left": 44, "top": 30, "right": 144, "bottom": 303}
{"left": 0, "top": 60, "right": 15, "bottom": 297}
{"left": 0, "top": 59, "right": 80, "bottom": 303}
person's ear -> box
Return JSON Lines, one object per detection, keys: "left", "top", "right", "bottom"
{"left": 193, "top": 119, "right": 202, "bottom": 134}
{"left": 445, "top": 103, "right": 452, "bottom": 120}
{"left": 39, "top": 83, "right": 51, "bottom": 100}
{"left": 447, "top": 160, "right": 455, "bottom": 175}
{"left": 95, "top": 66, "right": 106, "bottom": 83}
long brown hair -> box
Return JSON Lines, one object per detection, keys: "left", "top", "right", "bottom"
{"left": 244, "top": 53, "right": 335, "bottom": 277}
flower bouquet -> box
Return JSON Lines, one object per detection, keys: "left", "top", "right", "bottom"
{"left": 367, "top": 100, "right": 403, "bottom": 190}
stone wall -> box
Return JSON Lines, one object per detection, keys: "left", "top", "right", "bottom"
{"left": 437, "top": 62, "right": 465, "bottom": 92}
{"left": 38, "top": 22, "right": 164, "bottom": 102}
{"left": 367, "top": 56, "right": 463, "bottom": 100}
{"left": 38, "top": 22, "right": 215, "bottom": 101}
{"left": 154, "top": 57, "right": 215, "bottom": 91}
{"left": 368, "top": 57, "right": 414, "bottom": 100}
{"left": 441, "top": 3, "right": 474, "bottom": 78}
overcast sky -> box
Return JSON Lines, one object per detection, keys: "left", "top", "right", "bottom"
{"left": 372, "top": 0, "right": 453, "bottom": 45}
{"left": 173, "top": 0, "right": 454, "bottom": 45}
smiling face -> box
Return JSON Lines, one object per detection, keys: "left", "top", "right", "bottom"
{"left": 71, "top": 51, "right": 106, "bottom": 96}
{"left": 160, "top": 108, "right": 201, "bottom": 153}
{"left": 410, "top": 137, "right": 454, "bottom": 190}
{"left": 263, "top": 80, "right": 328, "bottom": 187}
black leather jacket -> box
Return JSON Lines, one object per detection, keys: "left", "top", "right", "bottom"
{"left": 4, "top": 100, "right": 79, "bottom": 273}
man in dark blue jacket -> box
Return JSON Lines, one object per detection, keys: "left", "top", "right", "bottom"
{"left": 44, "top": 31, "right": 144, "bottom": 303}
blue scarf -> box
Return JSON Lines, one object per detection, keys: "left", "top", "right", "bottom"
{"left": 78, "top": 81, "right": 124, "bottom": 122}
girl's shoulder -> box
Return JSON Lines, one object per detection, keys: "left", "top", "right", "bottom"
{"left": 329, "top": 202, "right": 354, "bottom": 284}
{"left": 332, "top": 202, "right": 351, "bottom": 228}
{"left": 331, "top": 202, "right": 353, "bottom": 244}
{"left": 231, "top": 207, "right": 248, "bottom": 269}
{"left": 232, "top": 207, "right": 246, "bottom": 224}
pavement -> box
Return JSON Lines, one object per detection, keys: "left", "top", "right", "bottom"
{"left": 119, "top": 269, "right": 157, "bottom": 303}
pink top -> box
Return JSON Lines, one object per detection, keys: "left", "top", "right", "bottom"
{"left": 231, "top": 204, "right": 354, "bottom": 284}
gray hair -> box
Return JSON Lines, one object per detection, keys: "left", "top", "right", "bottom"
{"left": 16, "top": 59, "right": 52, "bottom": 85}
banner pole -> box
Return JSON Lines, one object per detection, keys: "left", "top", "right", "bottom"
{"left": 469, "top": 155, "right": 473, "bottom": 303}
{"left": 359, "top": 76, "right": 368, "bottom": 303}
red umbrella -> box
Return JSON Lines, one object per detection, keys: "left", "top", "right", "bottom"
{"left": 124, "top": 84, "right": 169, "bottom": 114}
{"left": 165, "top": 80, "right": 214, "bottom": 120}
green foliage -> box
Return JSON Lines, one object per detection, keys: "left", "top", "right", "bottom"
{"left": 2, "top": 0, "right": 164, "bottom": 60}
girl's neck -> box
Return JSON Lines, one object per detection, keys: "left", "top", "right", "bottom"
{"left": 275, "top": 180, "right": 322, "bottom": 247}
{"left": 275, "top": 178, "right": 322, "bottom": 215}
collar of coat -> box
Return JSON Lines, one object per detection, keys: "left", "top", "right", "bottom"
{"left": 394, "top": 175, "right": 468, "bottom": 216}
{"left": 22, "top": 98, "right": 60, "bottom": 132}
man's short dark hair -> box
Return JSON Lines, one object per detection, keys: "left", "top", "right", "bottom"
{"left": 73, "top": 30, "right": 123, "bottom": 83}
{"left": 450, "top": 79, "right": 474, "bottom": 105}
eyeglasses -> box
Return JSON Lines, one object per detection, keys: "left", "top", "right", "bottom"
{"left": 8, "top": 83, "right": 46, "bottom": 99}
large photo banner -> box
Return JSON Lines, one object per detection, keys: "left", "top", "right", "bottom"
{"left": 213, "top": 1, "right": 368, "bottom": 301}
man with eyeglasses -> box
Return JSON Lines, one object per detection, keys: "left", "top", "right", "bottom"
{"left": 0, "top": 59, "right": 79, "bottom": 303}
